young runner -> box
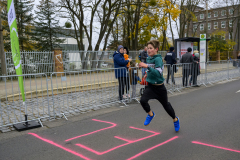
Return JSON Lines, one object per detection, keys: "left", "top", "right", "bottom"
{"left": 139, "top": 40, "right": 180, "bottom": 132}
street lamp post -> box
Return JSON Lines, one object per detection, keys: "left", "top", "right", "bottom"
{"left": 205, "top": 0, "right": 209, "bottom": 62}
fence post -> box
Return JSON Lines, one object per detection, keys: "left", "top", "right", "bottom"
{"left": 205, "top": 62, "right": 207, "bottom": 84}
{"left": 227, "top": 59, "right": 229, "bottom": 80}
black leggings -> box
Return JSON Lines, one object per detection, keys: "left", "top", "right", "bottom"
{"left": 140, "top": 84, "right": 176, "bottom": 119}
{"left": 118, "top": 77, "right": 130, "bottom": 100}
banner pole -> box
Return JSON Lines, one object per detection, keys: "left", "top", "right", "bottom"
{"left": 7, "top": 0, "right": 40, "bottom": 131}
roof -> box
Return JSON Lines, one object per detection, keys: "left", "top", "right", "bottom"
{"left": 175, "top": 37, "right": 211, "bottom": 42}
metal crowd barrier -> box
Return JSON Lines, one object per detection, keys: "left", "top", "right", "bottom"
{"left": 0, "top": 60, "right": 240, "bottom": 129}
{"left": 0, "top": 73, "right": 50, "bottom": 129}
{"left": 49, "top": 68, "right": 129, "bottom": 118}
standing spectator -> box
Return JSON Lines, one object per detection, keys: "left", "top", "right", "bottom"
{"left": 140, "top": 46, "right": 148, "bottom": 78}
{"left": 237, "top": 52, "right": 240, "bottom": 67}
{"left": 164, "top": 47, "right": 176, "bottom": 84}
{"left": 189, "top": 51, "right": 200, "bottom": 86}
{"left": 124, "top": 47, "right": 130, "bottom": 68}
{"left": 123, "top": 46, "right": 130, "bottom": 97}
{"left": 180, "top": 47, "right": 194, "bottom": 87}
{"left": 113, "top": 45, "right": 132, "bottom": 101}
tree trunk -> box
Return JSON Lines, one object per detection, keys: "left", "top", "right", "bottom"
{"left": 169, "top": 13, "right": 175, "bottom": 46}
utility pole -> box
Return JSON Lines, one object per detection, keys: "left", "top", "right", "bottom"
{"left": 0, "top": 7, "right": 7, "bottom": 77}
{"left": 206, "top": 0, "right": 209, "bottom": 62}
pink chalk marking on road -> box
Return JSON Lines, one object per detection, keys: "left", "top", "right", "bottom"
{"left": 129, "top": 126, "right": 160, "bottom": 134}
{"left": 65, "top": 119, "right": 117, "bottom": 142}
{"left": 127, "top": 136, "right": 179, "bottom": 160}
{"left": 75, "top": 124, "right": 160, "bottom": 155}
{"left": 76, "top": 142, "right": 131, "bottom": 155}
{"left": 114, "top": 136, "right": 134, "bottom": 143}
{"left": 115, "top": 127, "right": 160, "bottom": 143}
{"left": 192, "top": 141, "right": 240, "bottom": 153}
{"left": 28, "top": 133, "right": 91, "bottom": 160}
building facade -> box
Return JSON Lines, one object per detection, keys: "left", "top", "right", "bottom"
{"left": 180, "top": 5, "right": 240, "bottom": 51}
{"left": 56, "top": 29, "right": 88, "bottom": 51}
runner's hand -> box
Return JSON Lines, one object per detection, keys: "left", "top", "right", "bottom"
{"left": 139, "top": 62, "right": 148, "bottom": 68}
{"left": 143, "top": 74, "right": 147, "bottom": 79}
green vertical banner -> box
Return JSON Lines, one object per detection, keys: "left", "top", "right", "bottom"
{"left": 7, "top": 0, "right": 25, "bottom": 103}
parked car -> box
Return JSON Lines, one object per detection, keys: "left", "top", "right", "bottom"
{"left": 101, "top": 63, "right": 108, "bottom": 67}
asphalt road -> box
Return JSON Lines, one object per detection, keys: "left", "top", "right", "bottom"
{"left": 0, "top": 79, "right": 240, "bottom": 160}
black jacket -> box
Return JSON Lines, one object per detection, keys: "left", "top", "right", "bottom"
{"left": 140, "top": 51, "right": 148, "bottom": 63}
{"left": 164, "top": 51, "right": 176, "bottom": 65}
{"left": 191, "top": 56, "right": 200, "bottom": 76}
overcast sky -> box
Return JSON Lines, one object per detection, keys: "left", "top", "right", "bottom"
{"left": 33, "top": 0, "right": 238, "bottom": 50}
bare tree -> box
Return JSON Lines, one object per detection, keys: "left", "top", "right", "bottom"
{"left": 178, "top": 0, "right": 201, "bottom": 38}
{"left": 91, "top": 0, "right": 122, "bottom": 69}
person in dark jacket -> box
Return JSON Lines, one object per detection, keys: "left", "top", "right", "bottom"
{"left": 237, "top": 53, "right": 240, "bottom": 67}
{"left": 180, "top": 47, "right": 194, "bottom": 87}
{"left": 164, "top": 47, "right": 176, "bottom": 84}
{"left": 113, "top": 45, "right": 132, "bottom": 101}
{"left": 140, "top": 47, "right": 148, "bottom": 77}
{"left": 189, "top": 51, "right": 200, "bottom": 86}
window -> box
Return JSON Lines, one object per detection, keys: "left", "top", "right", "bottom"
{"left": 222, "top": 35, "right": 225, "bottom": 40}
{"left": 200, "top": 14, "right": 204, "bottom": 19}
{"left": 221, "top": 10, "right": 226, "bottom": 16}
{"left": 229, "top": 9, "right": 233, "bottom": 15}
{"left": 208, "top": 13, "right": 211, "bottom": 18}
{"left": 229, "top": 20, "right": 233, "bottom": 27}
{"left": 214, "top": 22, "right": 218, "bottom": 29}
{"left": 221, "top": 21, "right": 226, "bottom": 28}
{"left": 184, "top": 33, "right": 187, "bottom": 37}
{"left": 214, "top": 11, "right": 218, "bottom": 17}
{"left": 229, "top": 33, "right": 232, "bottom": 40}
{"left": 208, "top": 23, "right": 211, "bottom": 30}
{"left": 193, "top": 25, "right": 197, "bottom": 32}
{"left": 200, "top": 24, "right": 204, "bottom": 31}
{"left": 185, "top": 25, "right": 187, "bottom": 29}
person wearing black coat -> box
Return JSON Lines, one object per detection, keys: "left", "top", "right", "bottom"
{"left": 190, "top": 52, "right": 200, "bottom": 86}
{"left": 164, "top": 47, "right": 176, "bottom": 84}
{"left": 180, "top": 47, "right": 194, "bottom": 87}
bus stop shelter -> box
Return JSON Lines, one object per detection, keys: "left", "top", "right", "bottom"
{"left": 174, "top": 37, "right": 211, "bottom": 61}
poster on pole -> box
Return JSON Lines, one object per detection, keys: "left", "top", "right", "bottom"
{"left": 177, "top": 41, "right": 193, "bottom": 59}
{"left": 8, "top": 0, "right": 26, "bottom": 104}
{"left": 200, "top": 34, "right": 206, "bottom": 69}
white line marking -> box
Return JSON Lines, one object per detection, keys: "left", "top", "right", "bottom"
{"left": 236, "top": 90, "right": 240, "bottom": 93}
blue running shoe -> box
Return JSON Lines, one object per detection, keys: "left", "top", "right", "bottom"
{"left": 144, "top": 112, "right": 155, "bottom": 126}
{"left": 174, "top": 117, "right": 180, "bottom": 132}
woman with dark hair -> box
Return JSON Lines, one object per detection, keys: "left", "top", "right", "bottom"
{"left": 123, "top": 46, "right": 130, "bottom": 98}
{"left": 124, "top": 47, "right": 130, "bottom": 68}
{"left": 113, "top": 45, "right": 132, "bottom": 101}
